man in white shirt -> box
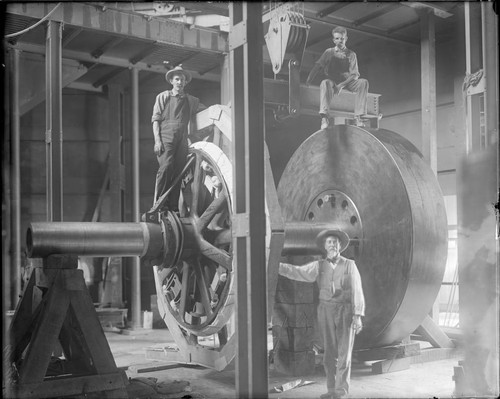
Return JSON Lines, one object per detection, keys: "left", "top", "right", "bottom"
{"left": 279, "top": 229, "right": 365, "bottom": 399}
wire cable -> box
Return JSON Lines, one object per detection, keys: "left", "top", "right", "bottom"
{"left": 4, "top": 3, "right": 62, "bottom": 39}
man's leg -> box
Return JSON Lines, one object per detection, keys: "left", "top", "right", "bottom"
{"left": 345, "top": 78, "right": 369, "bottom": 118}
{"left": 318, "top": 303, "right": 338, "bottom": 397}
{"left": 334, "top": 306, "right": 356, "bottom": 397}
{"left": 154, "top": 138, "right": 177, "bottom": 205}
{"left": 319, "top": 79, "right": 336, "bottom": 129}
{"left": 168, "top": 134, "right": 189, "bottom": 212}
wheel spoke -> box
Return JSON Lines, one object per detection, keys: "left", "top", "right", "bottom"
{"left": 179, "top": 262, "right": 190, "bottom": 320}
{"left": 194, "top": 260, "right": 213, "bottom": 317}
{"left": 199, "top": 239, "right": 232, "bottom": 271}
{"left": 191, "top": 155, "right": 203, "bottom": 217}
{"left": 212, "top": 228, "right": 232, "bottom": 246}
{"left": 197, "top": 193, "right": 227, "bottom": 232}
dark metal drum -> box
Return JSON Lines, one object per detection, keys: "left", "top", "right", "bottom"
{"left": 277, "top": 125, "right": 448, "bottom": 348}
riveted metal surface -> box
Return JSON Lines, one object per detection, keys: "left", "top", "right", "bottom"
{"left": 277, "top": 126, "right": 447, "bottom": 348}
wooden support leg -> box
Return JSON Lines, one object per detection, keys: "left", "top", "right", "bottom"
{"left": 7, "top": 261, "right": 128, "bottom": 399}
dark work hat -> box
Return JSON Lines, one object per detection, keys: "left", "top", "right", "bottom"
{"left": 316, "top": 229, "right": 350, "bottom": 253}
{"left": 165, "top": 65, "right": 192, "bottom": 83}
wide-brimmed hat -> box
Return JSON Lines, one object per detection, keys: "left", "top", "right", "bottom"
{"left": 165, "top": 65, "right": 192, "bottom": 83}
{"left": 316, "top": 229, "right": 350, "bottom": 253}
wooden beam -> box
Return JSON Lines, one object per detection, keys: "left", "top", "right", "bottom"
{"left": 372, "top": 357, "right": 411, "bottom": 374}
{"left": 199, "top": 62, "right": 220, "bottom": 76}
{"left": 19, "top": 53, "right": 88, "bottom": 115}
{"left": 91, "top": 37, "right": 125, "bottom": 59}
{"left": 352, "top": 3, "right": 400, "bottom": 27}
{"left": 481, "top": 1, "right": 498, "bottom": 148}
{"left": 464, "top": 2, "right": 483, "bottom": 153}
{"left": 304, "top": 14, "right": 419, "bottom": 46}
{"left": 178, "top": 2, "right": 229, "bottom": 17}
{"left": 415, "top": 315, "right": 454, "bottom": 348}
{"left": 317, "top": 2, "right": 351, "bottom": 18}
{"left": 420, "top": 9, "right": 437, "bottom": 174}
{"left": 402, "top": 2, "right": 453, "bottom": 19}
{"left": 62, "top": 27, "right": 83, "bottom": 47}
{"left": 388, "top": 19, "right": 420, "bottom": 35}
{"left": 106, "top": 85, "right": 124, "bottom": 308}
{"left": 45, "top": 21, "right": 63, "bottom": 222}
{"left": 92, "top": 67, "right": 123, "bottom": 88}
{"left": 129, "top": 43, "right": 158, "bottom": 64}
{"left": 65, "top": 82, "right": 103, "bottom": 93}
{"left": 229, "top": 3, "right": 267, "bottom": 397}
{"left": 6, "top": 2, "right": 227, "bottom": 54}
{"left": 166, "top": 52, "right": 199, "bottom": 69}
{"left": 9, "top": 42, "right": 221, "bottom": 82}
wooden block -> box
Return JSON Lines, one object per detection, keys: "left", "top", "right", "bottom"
{"left": 13, "top": 371, "right": 128, "bottom": 398}
{"left": 275, "top": 276, "right": 315, "bottom": 304}
{"left": 371, "top": 357, "right": 410, "bottom": 374}
{"left": 273, "top": 303, "right": 316, "bottom": 328}
{"left": 415, "top": 315, "right": 454, "bottom": 348}
{"left": 273, "top": 326, "right": 314, "bottom": 352}
{"left": 409, "top": 347, "right": 458, "bottom": 364}
{"left": 274, "top": 349, "right": 316, "bottom": 377}
{"left": 355, "top": 342, "right": 420, "bottom": 361}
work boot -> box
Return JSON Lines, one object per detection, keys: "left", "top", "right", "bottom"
{"left": 321, "top": 116, "right": 330, "bottom": 130}
{"left": 320, "top": 393, "right": 334, "bottom": 399}
{"left": 353, "top": 116, "right": 366, "bottom": 127}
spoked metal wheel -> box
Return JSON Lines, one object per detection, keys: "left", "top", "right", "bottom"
{"left": 154, "top": 141, "right": 235, "bottom": 349}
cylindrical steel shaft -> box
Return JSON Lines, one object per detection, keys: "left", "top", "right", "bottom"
{"left": 27, "top": 222, "right": 163, "bottom": 259}
{"left": 27, "top": 220, "right": 344, "bottom": 261}
{"left": 282, "top": 222, "right": 349, "bottom": 255}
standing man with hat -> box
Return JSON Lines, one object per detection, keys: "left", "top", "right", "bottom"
{"left": 149, "top": 65, "right": 202, "bottom": 212}
{"left": 278, "top": 229, "right": 365, "bottom": 399}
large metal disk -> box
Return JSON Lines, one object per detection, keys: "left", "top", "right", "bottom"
{"left": 277, "top": 126, "right": 448, "bottom": 348}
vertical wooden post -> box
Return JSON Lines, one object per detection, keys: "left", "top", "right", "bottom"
{"left": 220, "top": 54, "right": 230, "bottom": 106}
{"left": 229, "top": 3, "right": 268, "bottom": 398}
{"left": 10, "top": 48, "right": 22, "bottom": 307}
{"left": 45, "top": 21, "right": 63, "bottom": 221}
{"left": 130, "top": 68, "right": 141, "bottom": 328}
{"left": 464, "top": 2, "right": 483, "bottom": 153}
{"left": 481, "top": 1, "right": 498, "bottom": 148}
{"left": 106, "top": 84, "right": 125, "bottom": 308}
{"left": 419, "top": 9, "right": 437, "bottom": 175}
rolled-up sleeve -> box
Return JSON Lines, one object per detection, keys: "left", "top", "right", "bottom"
{"left": 315, "top": 49, "right": 332, "bottom": 73}
{"left": 348, "top": 52, "right": 360, "bottom": 79}
{"left": 151, "top": 92, "right": 168, "bottom": 123}
{"left": 349, "top": 261, "right": 365, "bottom": 316}
{"left": 279, "top": 261, "right": 320, "bottom": 283}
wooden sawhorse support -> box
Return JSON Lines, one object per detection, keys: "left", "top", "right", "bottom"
{"left": 4, "top": 255, "right": 128, "bottom": 398}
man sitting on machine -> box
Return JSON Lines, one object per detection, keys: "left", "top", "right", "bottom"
{"left": 306, "top": 26, "right": 369, "bottom": 130}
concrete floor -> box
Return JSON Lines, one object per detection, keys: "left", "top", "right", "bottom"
{"left": 108, "top": 328, "right": 460, "bottom": 399}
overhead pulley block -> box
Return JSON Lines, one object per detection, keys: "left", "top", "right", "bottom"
{"left": 265, "top": 10, "right": 308, "bottom": 75}
{"left": 265, "top": 10, "right": 309, "bottom": 116}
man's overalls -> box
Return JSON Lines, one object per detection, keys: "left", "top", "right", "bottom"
{"left": 319, "top": 48, "right": 369, "bottom": 118}
{"left": 154, "top": 92, "right": 191, "bottom": 211}
{"left": 317, "top": 257, "right": 356, "bottom": 397}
